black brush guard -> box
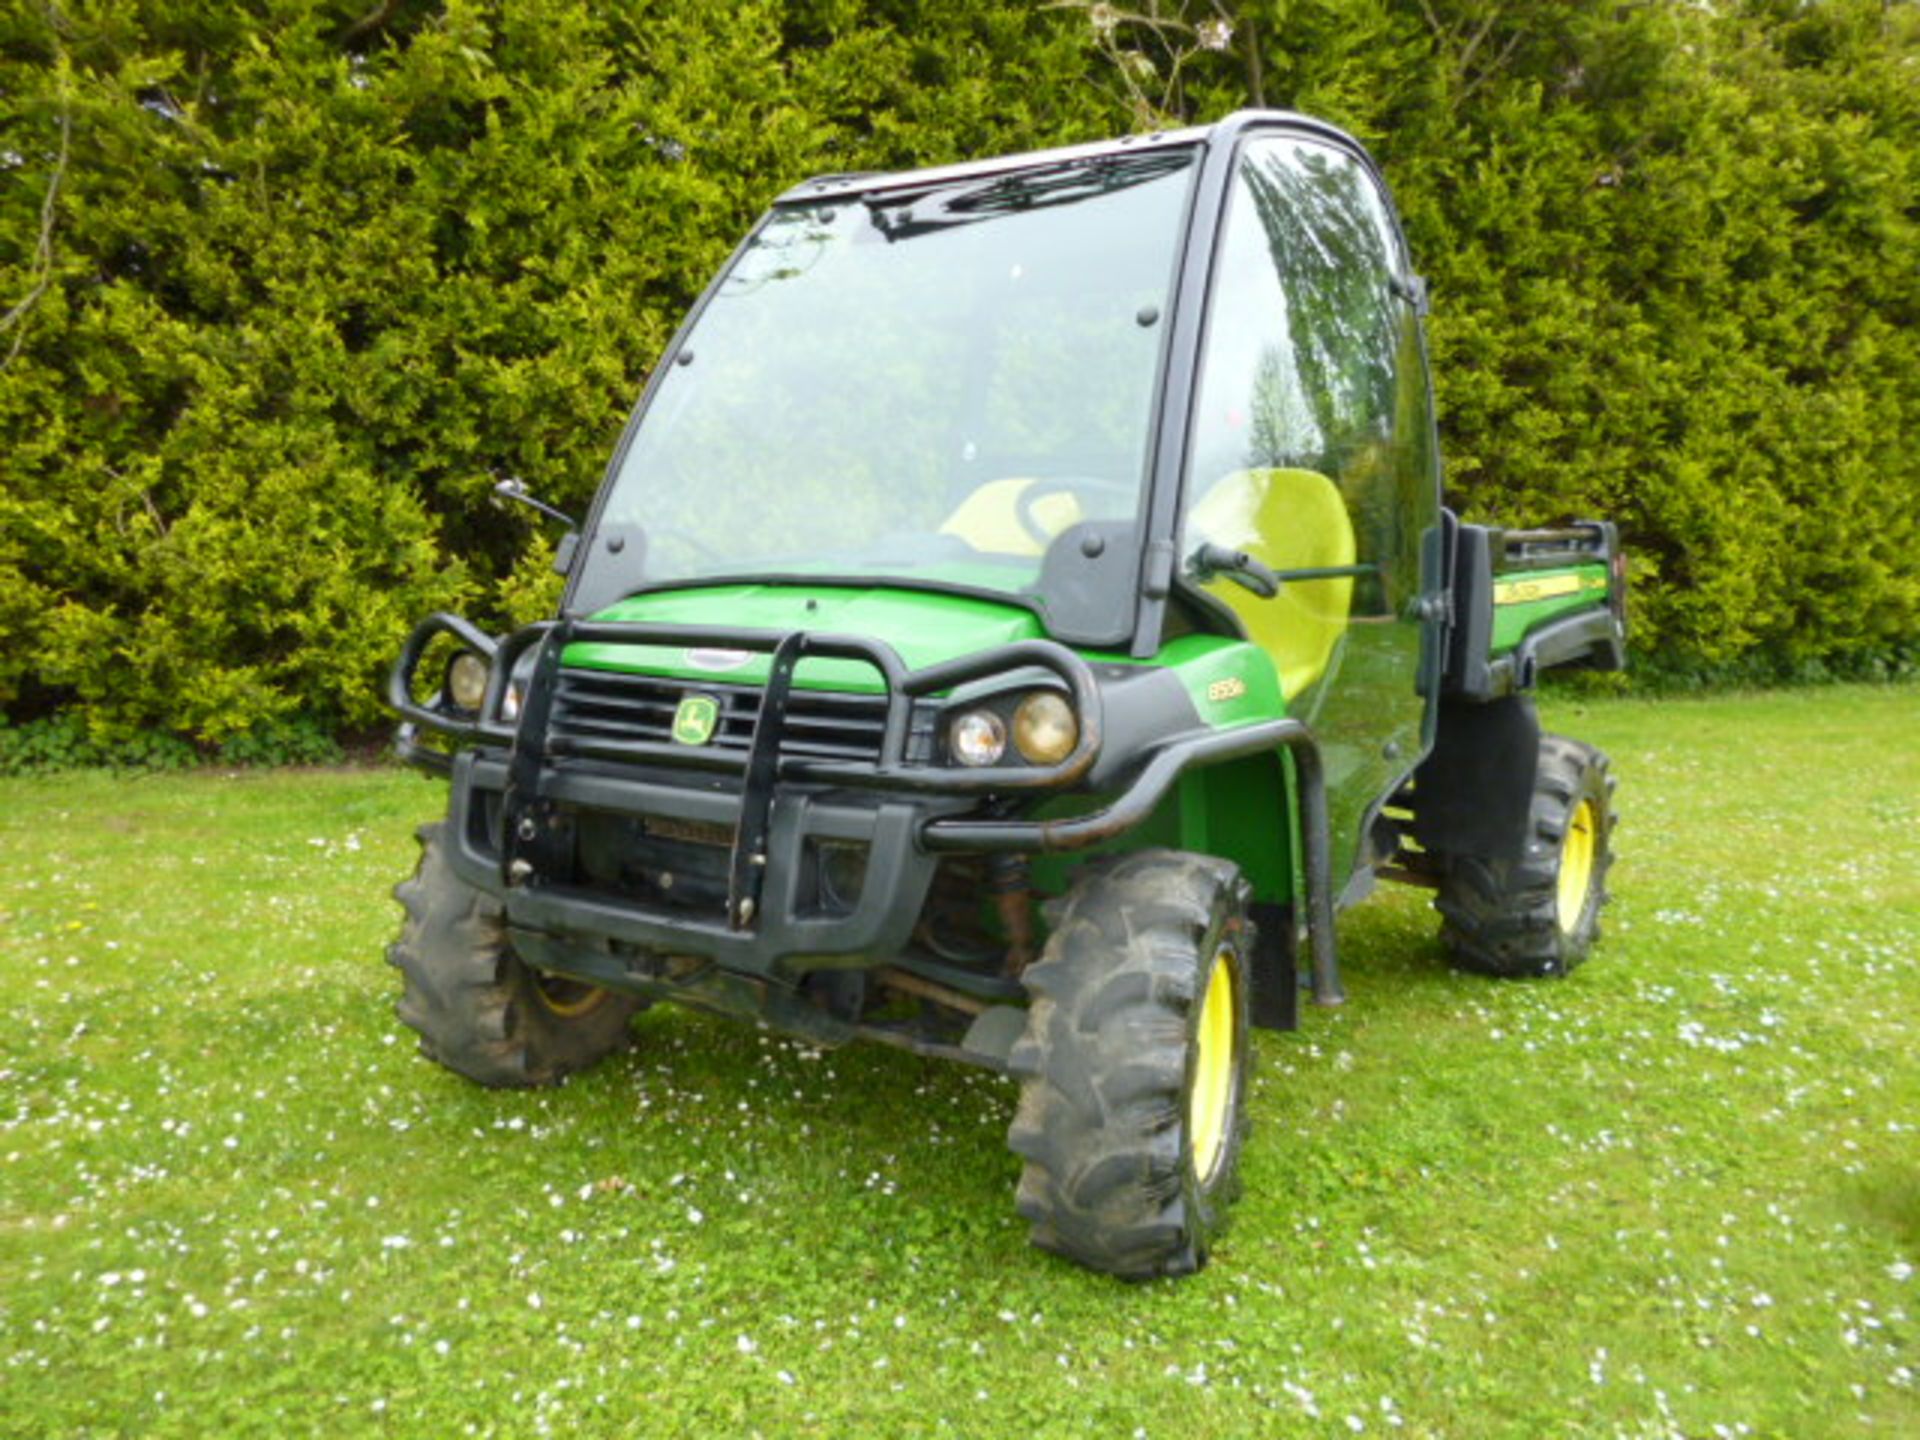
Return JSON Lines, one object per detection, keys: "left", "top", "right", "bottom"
{"left": 389, "top": 613, "right": 1342, "bottom": 1004}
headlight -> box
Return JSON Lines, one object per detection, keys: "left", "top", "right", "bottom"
{"left": 949, "top": 709, "right": 1007, "bottom": 767}
{"left": 1013, "top": 691, "right": 1078, "bottom": 765}
{"left": 446, "top": 652, "right": 490, "bottom": 712}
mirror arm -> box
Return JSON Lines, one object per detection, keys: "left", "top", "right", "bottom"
{"left": 1187, "top": 542, "right": 1281, "bottom": 599}
{"left": 494, "top": 476, "right": 580, "bottom": 531}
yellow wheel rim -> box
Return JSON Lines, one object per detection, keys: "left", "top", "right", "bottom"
{"left": 1189, "top": 950, "right": 1238, "bottom": 1186}
{"left": 532, "top": 971, "right": 608, "bottom": 1019}
{"left": 1556, "top": 799, "right": 1598, "bottom": 935}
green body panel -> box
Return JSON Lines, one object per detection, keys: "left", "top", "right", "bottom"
{"left": 1142, "top": 638, "right": 1296, "bottom": 897}
{"left": 1027, "top": 753, "right": 1296, "bottom": 906}
{"left": 1025, "top": 795, "right": 1181, "bottom": 898}
{"left": 1176, "top": 755, "right": 1297, "bottom": 904}
{"left": 1033, "top": 638, "right": 1295, "bottom": 904}
{"left": 567, "top": 582, "right": 1301, "bottom": 902}
{"left": 568, "top": 586, "right": 1286, "bottom": 736}
{"left": 1084, "top": 634, "right": 1287, "bottom": 731}
{"left": 1489, "top": 564, "right": 1611, "bottom": 654}
{"left": 549, "top": 566, "right": 1613, "bottom": 912}
{"left": 567, "top": 583, "right": 1044, "bottom": 691}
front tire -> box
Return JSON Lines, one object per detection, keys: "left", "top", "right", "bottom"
{"left": 1436, "top": 734, "right": 1617, "bottom": 978}
{"left": 1007, "top": 850, "right": 1254, "bottom": 1279}
{"left": 388, "top": 822, "right": 643, "bottom": 1087}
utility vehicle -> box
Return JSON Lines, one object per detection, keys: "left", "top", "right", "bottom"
{"left": 386, "top": 110, "right": 1626, "bottom": 1279}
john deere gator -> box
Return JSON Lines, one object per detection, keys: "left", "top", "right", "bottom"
{"left": 386, "top": 109, "right": 1627, "bottom": 1279}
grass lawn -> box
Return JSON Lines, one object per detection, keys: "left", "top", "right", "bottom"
{"left": 2, "top": 685, "right": 1915, "bottom": 1437}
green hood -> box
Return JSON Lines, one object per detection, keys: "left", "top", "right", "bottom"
{"left": 566, "top": 583, "right": 1045, "bottom": 692}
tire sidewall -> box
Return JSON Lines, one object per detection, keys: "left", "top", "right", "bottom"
{"left": 1006, "top": 851, "right": 1258, "bottom": 1278}
{"left": 1555, "top": 755, "right": 1614, "bottom": 963}
{"left": 1179, "top": 894, "right": 1255, "bottom": 1250}
{"left": 392, "top": 823, "right": 642, "bottom": 1087}
{"left": 1435, "top": 735, "right": 1616, "bottom": 979}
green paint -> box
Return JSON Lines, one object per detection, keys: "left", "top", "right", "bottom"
{"left": 1028, "top": 750, "right": 1295, "bottom": 906}
{"left": 1489, "top": 564, "right": 1611, "bottom": 654}
{"left": 1083, "top": 634, "right": 1287, "bottom": 730}
{"left": 567, "top": 584, "right": 1044, "bottom": 692}
{"left": 1023, "top": 633, "right": 1295, "bottom": 904}
{"left": 1026, "top": 789, "right": 1180, "bottom": 903}
{"left": 1160, "top": 636, "right": 1286, "bottom": 730}
{"left": 1178, "top": 755, "right": 1295, "bottom": 904}
{"left": 569, "top": 582, "right": 1296, "bottom": 736}
{"left": 570, "top": 584, "right": 1299, "bottom": 903}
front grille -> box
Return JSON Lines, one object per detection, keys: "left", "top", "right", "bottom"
{"left": 549, "top": 667, "right": 887, "bottom": 765}
{"left": 574, "top": 810, "right": 731, "bottom": 918}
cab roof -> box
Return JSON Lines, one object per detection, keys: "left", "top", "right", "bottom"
{"left": 774, "top": 110, "right": 1378, "bottom": 208}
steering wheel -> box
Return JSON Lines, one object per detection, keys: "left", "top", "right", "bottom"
{"left": 1014, "top": 476, "right": 1138, "bottom": 550}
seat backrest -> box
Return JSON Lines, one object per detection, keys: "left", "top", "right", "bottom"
{"left": 1187, "top": 467, "right": 1355, "bottom": 700}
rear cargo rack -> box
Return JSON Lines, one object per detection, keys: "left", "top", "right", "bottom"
{"left": 1491, "top": 521, "right": 1613, "bottom": 574}
{"left": 1442, "top": 518, "right": 1625, "bottom": 699}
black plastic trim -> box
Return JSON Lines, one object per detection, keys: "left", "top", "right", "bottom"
{"left": 444, "top": 752, "right": 957, "bottom": 979}
{"left": 1443, "top": 521, "right": 1625, "bottom": 699}
{"left": 1411, "top": 696, "right": 1541, "bottom": 864}
{"left": 1512, "top": 605, "right": 1626, "bottom": 678}
{"left": 1444, "top": 525, "right": 1497, "bottom": 699}
{"left": 1248, "top": 899, "right": 1300, "bottom": 1032}
{"left": 389, "top": 615, "right": 1106, "bottom": 795}
{"left": 385, "top": 612, "right": 500, "bottom": 740}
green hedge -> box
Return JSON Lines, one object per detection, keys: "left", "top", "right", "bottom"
{"left": 2, "top": 1, "right": 1915, "bottom": 745}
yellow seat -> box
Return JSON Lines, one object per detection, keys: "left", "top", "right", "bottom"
{"left": 939, "top": 478, "right": 1085, "bottom": 557}
{"left": 1188, "top": 467, "right": 1355, "bottom": 700}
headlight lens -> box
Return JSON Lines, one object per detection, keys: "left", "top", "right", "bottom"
{"left": 446, "top": 652, "right": 490, "bottom": 711}
{"left": 949, "top": 709, "right": 1007, "bottom": 767}
{"left": 1013, "top": 691, "right": 1078, "bottom": 765}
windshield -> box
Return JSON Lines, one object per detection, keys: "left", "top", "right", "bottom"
{"left": 574, "top": 148, "right": 1199, "bottom": 643}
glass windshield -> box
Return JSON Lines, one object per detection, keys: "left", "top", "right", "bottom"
{"left": 575, "top": 148, "right": 1198, "bottom": 641}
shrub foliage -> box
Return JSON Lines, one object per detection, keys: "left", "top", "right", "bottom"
{"left": 2, "top": 1, "right": 1915, "bottom": 742}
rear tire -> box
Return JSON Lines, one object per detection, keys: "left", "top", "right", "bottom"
{"left": 1436, "top": 734, "right": 1616, "bottom": 978}
{"left": 1007, "top": 850, "right": 1253, "bottom": 1280}
{"left": 388, "top": 822, "right": 643, "bottom": 1087}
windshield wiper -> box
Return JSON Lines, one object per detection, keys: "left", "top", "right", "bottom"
{"left": 866, "top": 149, "right": 1193, "bottom": 243}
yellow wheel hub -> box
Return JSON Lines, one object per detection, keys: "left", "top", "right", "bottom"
{"left": 1556, "top": 799, "right": 1598, "bottom": 934}
{"left": 532, "top": 971, "right": 608, "bottom": 1019}
{"left": 1189, "top": 950, "right": 1238, "bottom": 1186}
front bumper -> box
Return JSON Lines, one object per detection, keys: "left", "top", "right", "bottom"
{"left": 390, "top": 612, "right": 1342, "bottom": 1006}
{"left": 444, "top": 748, "right": 961, "bottom": 980}
{"left": 397, "top": 614, "right": 1100, "bottom": 982}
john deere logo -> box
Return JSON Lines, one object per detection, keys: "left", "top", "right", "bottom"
{"left": 671, "top": 694, "right": 721, "bottom": 746}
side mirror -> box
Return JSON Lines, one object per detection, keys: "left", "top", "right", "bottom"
{"left": 1187, "top": 542, "right": 1281, "bottom": 599}
{"left": 493, "top": 477, "right": 582, "bottom": 576}
{"left": 493, "top": 476, "right": 580, "bottom": 530}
